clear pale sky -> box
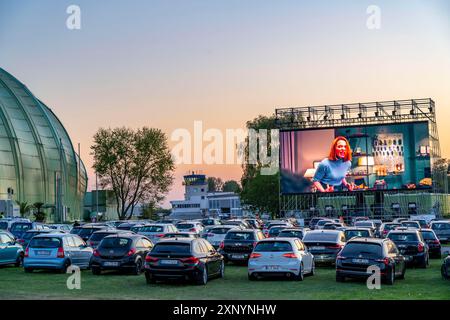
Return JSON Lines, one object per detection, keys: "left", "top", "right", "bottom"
{"left": 1, "top": 0, "right": 449, "bottom": 208}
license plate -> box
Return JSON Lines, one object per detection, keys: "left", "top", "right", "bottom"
{"left": 310, "top": 246, "right": 325, "bottom": 250}
{"left": 103, "top": 261, "right": 120, "bottom": 267}
{"left": 36, "top": 250, "right": 50, "bottom": 256}
{"left": 160, "top": 259, "right": 178, "bottom": 265}
{"left": 265, "top": 265, "right": 280, "bottom": 270}
{"left": 232, "top": 254, "right": 245, "bottom": 259}
{"left": 352, "top": 258, "right": 369, "bottom": 264}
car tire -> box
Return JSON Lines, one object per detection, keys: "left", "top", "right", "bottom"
{"left": 295, "top": 264, "right": 304, "bottom": 281}
{"left": 309, "top": 260, "right": 315, "bottom": 276}
{"left": 15, "top": 254, "right": 24, "bottom": 267}
{"left": 419, "top": 256, "right": 428, "bottom": 269}
{"left": 145, "top": 271, "right": 156, "bottom": 284}
{"left": 336, "top": 274, "right": 345, "bottom": 282}
{"left": 92, "top": 267, "right": 101, "bottom": 275}
{"left": 133, "top": 259, "right": 143, "bottom": 275}
{"left": 219, "top": 260, "right": 225, "bottom": 278}
{"left": 24, "top": 267, "right": 33, "bottom": 273}
{"left": 196, "top": 266, "right": 208, "bottom": 285}
{"left": 385, "top": 267, "right": 395, "bottom": 285}
{"left": 60, "top": 260, "right": 71, "bottom": 274}
{"left": 248, "top": 273, "right": 257, "bottom": 281}
{"left": 398, "top": 265, "right": 406, "bottom": 280}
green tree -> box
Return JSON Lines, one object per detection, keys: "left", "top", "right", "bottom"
{"left": 222, "top": 180, "right": 241, "bottom": 193}
{"left": 91, "top": 127, "right": 175, "bottom": 220}
{"left": 207, "top": 177, "right": 224, "bottom": 192}
{"left": 32, "top": 202, "right": 46, "bottom": 222}
{"left": 240, "top": 114, "right": 280, "bottom": 218}
{"left": 16, "top": 201, "right": 32, "bottom": 218}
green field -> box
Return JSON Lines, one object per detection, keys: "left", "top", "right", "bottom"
{"left": 0, "top": 259, "right": 448, "bottom": 300}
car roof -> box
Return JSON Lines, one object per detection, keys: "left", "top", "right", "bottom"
{"left": 33, "top": 233, "right": 70, "bottom": 238}
{"left": 388, "top": 229, "right": 419, "bottom": 234}
{"left": 25, "top": 229, "right": 54, "bottom": 233}
{"left": 279, "top": 228, "right": 304, "bottom": 232}
{"left": 347, "top": 237, "right": 386, "bottom": 244}
{"left": 103, "top": 234, "right": 142, "bottom": 240}
{"left": 258, "top": 237, "right": 297, "bottom": 243}
{"left": 344, "top": 227, "right": 372, "bottom": 231}
{"left": 228, "top": 229, "right": 256, "bottom": 233}
{"left": 156, "top": 238, "right": 196, "bottom": 244}
{"left": 306, "top": 229, "right": 343, "bottom": 235}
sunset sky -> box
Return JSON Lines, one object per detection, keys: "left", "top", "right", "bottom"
{"left": 1, "top": 0, "right": 449, "bottom": 208}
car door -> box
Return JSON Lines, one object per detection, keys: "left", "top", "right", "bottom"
{"left": 73, "top": 236, "right": 92, "bottom": 268}
{"left": 202, "top": 239, "right": 220, "bottom": 274}
{"left": 0, "top": 233, "right": 16, "bottom": 263}
{"left": 387, "top": 241, "right": 404, "bottom": 276}
{"left": 296, "top": 239, "right": 311, "bottom": 271}
{"left": 63, "top": 236, "right": 79, "bottom": 265}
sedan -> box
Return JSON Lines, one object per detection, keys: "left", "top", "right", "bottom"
{"left": 302, "top": 230, "right": 346, "bottom": 265}
{"left": 248, "top": 238, "right": 315, "bottom": 281}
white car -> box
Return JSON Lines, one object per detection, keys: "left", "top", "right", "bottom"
{"left": 248, "top": 237, "right": 315, "bottom": 281}
{"left": 138, "top": 224, "right": 178, "bottom": 243}
{"left": 203, "top": 225, "right": 240, "bottom": 248}
{"left": 175, "top": 221, "right": 204, "bottom": 234}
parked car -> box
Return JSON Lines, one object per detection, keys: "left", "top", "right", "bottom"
{"left": 352, "top": 216, "right": 370, "bottom": 225}
{"left": 201, "top": 218, "right": 221, "bottom": 226}
{"left": 430, "top": 221, "right": 450, "bottom": 243}
{"left": 442, "top": 254, "right": 450, "bottom": 280}
{"left": 263, "top": 221, "right": 292, "bottom": 236}
{"left": 225, "top": 219, "right": 252, "bottom": 229}
{"left": 323, "top": 222, "right": 345, "bottom": 230}
{"left": 248, "top": 238, "right": 315, "bottom": 281}
{"left": 23, "top": 233, "right": 93, "bottom": 272}
{"left": 411, "top": 219, "right": 429, "bottom": 229}
{"left": 386, "top": 229, "right": 429, "bottom": 268}
{"left": 393, "top": 218, "right": 409, "bottom": 224}
{"left": 244, "top": 219, "right": 263, "bottom": 229}
{"left": 18, "top": 229, "right": 64, "bottom": 248}
{"left": 144, "top": 238, "right": 224, "bottom": 285}
{"left": 87, "top": 229, "right": 134, "bottom": 249}
{"left": 138, "top": 224, "right": 178, "bottom": 243}
{"left": 344, "top": 227, "right": 375, "bottom": 241}
{"left": 219, "top": 229, "right": 265, "bottom": 264}
{"left": 419, "top": 229, "right": 441, "bottom": 258}
{"left": 0, "top": 219, "right": 14, "bottom": 231}
{"left": 10, "top": 221, "right": 48, "bottom": 239}
{"left": 315, "top": 219, "right": 335, "bottom": 230}
{"left": 116, "top": 222, "right": 139, "bottom": 231}
{"left": 277, "top": 228, "right": 309, "bottom": 240}
{"left": 90, "top": 234, "right": 153, "bottom": 275}
{"left": 201, "top": 225, "right": 240, "bottom": 249}
{"left": 308, "top": 217, "right": 324, "bottom": 230}
{"left": 336, "top": 237, "right": 406, "bottom": 285}
{"left": 130, "top": 224, "right": 146, "bottom": 233}
{"left": 302, "top": 230, "right": 346, "bottom": 265}
{"left": 367, "top": 219, "right": 383, "bottom": 237}
{"left": 175, "top": 221, "right": 204, "bottom": 234}
{"left": 162, "top": 232, "right": 199, "bottom": 239}
{"left": 380, "top": 223, "right": 402, "bottom": 238}
{"left": 72, "top": 225, "right": 111, "bottom": 242}
{"left": 46, "top": 224, "right": 72, "bottom": 233}
{"left": 354, "top": 221, "right": 376, "bottom": 233}
{"left": 0, "top": 230, "right": 24, "bottom": 267}
{"left": 401, "top": 221, "right": 421, "bottom": 230}
{"left": 267, "top": 225, "right": 288, "bottom": 238}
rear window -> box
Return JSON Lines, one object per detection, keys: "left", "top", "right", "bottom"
{"left": 177, "top": 224, "right": 194, "bottom": 229}
{"left": 11, "top": 223, "right": 32, "bottom": 232}
{"left": 432, "top": 223, "right": 450, "bottom": 230}
{"left": 384, "top": 224, "right": 401, "bottom": 230}
{"left": 355, "top": 222, "right": 373, "bottom": 227}
{"left": 141, "top": 226, "right": 164, "bottom": 232}
{"left": 269, "top": 227, "right": 285, "bottom": 234}
{"left": 341, "top": 242, "right": 382, "bottom": 257}
{"left": 210, "top": 228, "right": 233, "bottom": 234}
{"left": 90, "top": 232, "right": 111, "bottom": 241}
{"left": 402, "top": 222, "right": 420, "bottom": 228}
{"left": 23, "top": 232, "right": 41, "bottom": 240}
{"left": 70, "top": 227, "right": 83, "bottom": 234}
{"left": 100, "top": 237, "right": 132, "bottom": 248}
{"left": 152, "top": 243, "right": 191, "bottom": 254}
{"left": 0, "top": 222, "right": 8, "bottom": 230}
{"left": 421, "top": 231, "right": 436, "bottom": 240}
{"left": 278, "top": 231, "right": 303, "bottom": 238}
{"left": 130, "top": 226, "right": 142, "bottom": 233}
{"left": 345, "top": 230, "right": 370, "bottom": 239}
{"left": 254, "top": 241, "right": 293, "bottom": 252}
{"left": 225, "top": 232, "right": 255, "bottom": 241}
{"left": 29, "top": 237, "right": 62, "bottom": 248}
{"left": 78, "top": 228, "right": 97, "bottom": 237}
{"left": 303, "top": 232, "right": 339, "bottom": 242}
{"left": 388, "top": 233, "right": 419, "bottom": 242}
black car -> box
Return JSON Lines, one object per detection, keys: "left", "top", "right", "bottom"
{"left": 419, "top": 229, "right": 442, "bottom": 258}
{"left": 268, "top": 226, "right": 288, "bottom": 238}
{"left": 144, "top": 238, "right": 224, "bottom": 285}
{"left": 278, "top": 228, "right": 308, "bottom": 240}
{"left": 387, "top": 229, "right": 429, "bottom": 268}
{"left": 71, "top": 225, "right": 110, "bottom": 242}
{"left": 336, "top": 238, "right": 406, "bottom": 285}
{"left": 220, "top": 229, "right": 265, "bottom": 264}
{"left": 90, "top": 234, "right": 153, "bottom": 275}
{"left": 344, "top": 228, "right": 375, "bottom": 241}
{"left": 442, "top": 254, "right": 450, "bottom": 280}
{"left": 87, "top": 229, "right": 134, "bottom": 249}
{"left": 302, "top": 230, "right": 346, "bottom": 265}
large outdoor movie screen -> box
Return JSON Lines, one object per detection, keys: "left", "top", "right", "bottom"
{"left": 280, "top": 121, "right": 432, "bottom": 194}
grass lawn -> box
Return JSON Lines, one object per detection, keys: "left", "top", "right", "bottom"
{"left": 0, "top": 259, "right": 448, "bottom": 300}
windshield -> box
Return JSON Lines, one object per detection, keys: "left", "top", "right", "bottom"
{"left": 225, "top": 232, "right": 255, "bottom": 241}
{"left": 141, "top": 226, "right": 164, "bottom": 232}
{"left": 152, "top": 243, "right": 191, "bottom": 254}
{"left": 303, "top": 232, "right": 339, "bottom": 242}
{"left": 388, "top": 233, "right": 419, "bottom": 242}
{"left": 78, "top": 228, "right": 97, "bottom": 237}
{"left": 100, "top": 237, "right": 132, "bottom": 248}
{"left": 432, "top": 223, "right": 450, "bottom": 230}
{"left": 210, "top": 228, "right": 233, "bottom": 235}
{"left": 345, "top": 230, "right": 370, "bottom": 239}
{"left": 254, "top": 241, "right": 293, "bottom": 252}
{"left": 29, "top": 237, "right": 62, "bottom": 248}
{"left": 341, "top": 242, "right": 382, "bottom": 257}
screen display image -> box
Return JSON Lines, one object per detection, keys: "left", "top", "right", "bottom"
{"left": 280, "top": 121, "right": 432, "bottom": 194}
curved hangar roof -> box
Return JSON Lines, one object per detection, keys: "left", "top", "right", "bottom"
{"left": 0, "top": 68, "right": 87, "bottom": 221}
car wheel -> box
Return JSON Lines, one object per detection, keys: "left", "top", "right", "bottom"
{"left": 248, "top": 273, "right": 257, "bottom": 281}
{"left": 419, "top": 256, "right": 428, "bottom": 269}
{"left": 196, "top": 266, "right": 208, "bottom": 285}
{"left": 15, "top": 254, "right": 24, "bottom": 267}
{"left": 385, "top": 267, "right": 395, "bottom": 285}
{"left": 309, "top": 260, "right": 315, "bottom": 276}
{"left": 336, "top": 274, "right": 345, "bottom": 282}
{"left": 145, "top": 271, "right": 156, "bottom": 284}
{"left": 92, "top": 267, "right": 101, "bottom": 275}
{"left": 60, "top": 260, "right": 71, "bottom": 274}
{"left": 24, "top": 267, "right": 33, "bottom": 273}
{"left": 219, "top": 260, "right": 225, "bottom": 278}
{"left": 295, "top": 263, "right": 304, "bottom": 281}
{"left": 133, "top": 259, "right": 143, "bottom": 275}
{"left": 398, "top": 265, "right": 406, "bottom": 280}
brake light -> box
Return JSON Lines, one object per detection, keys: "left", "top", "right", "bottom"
{"left": 282, "top": 252, "right": 297, "bottom": 258}
{"left": 127, "top": 248, "right": 137, "bottom": 256}
{"left": 219, "top": 241, "right": 224, "bottom": 249}
{"left": 145, "top": 255, "right": 159, "bottom": 263}
{"left": 180, "top": 256, "right": 199, "bottom": 265}
{"left": 57, "top": 247, "right": 65, "bottom": 258}
{"left": 249, "top": 253, "right": 261, "bottom": 259}
{"left": 326, "top": 244, "right": 342, "bottom": 249}
{"left": 18, "top": 239, "right": 25, "bottom": 244}
{"left": 189, "top": 228, "right": 196, "bottom": 232}
{"left": 417, "top": 243, "right": 424, "bottom": 252}
{"left": 93, "top": 249, "right": 100, "bottom": 257}
{"left": 432, "top": 240, "right": 440, "bottom": 244}
{"left": 24, "top": 247, "right": 29, "bottom": 258}
{"left": 89, "top": 241, "right": 94, "bottom": 247}
{"left": 155, "top": 234, "right": 164, "bottom": 238}
{"left": 376, "top": 257, "right": 390, "bottom": 265}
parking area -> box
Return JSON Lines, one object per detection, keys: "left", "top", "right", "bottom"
{"left": 0, "top": 259, "right": 448, "bottom": 300}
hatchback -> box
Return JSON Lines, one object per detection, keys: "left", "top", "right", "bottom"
{"left": 336, "top": 238, "right": 406, "bottom": 285}
{"left": 87, "top": 229, "right": 134, "bottom": 249}
{"left": 90, "top": 234, "right": 153, "bottom": 275}
{"left": 442, "top": 254, "right": 450, "bottom": 280}
{"left": 248, "top": 238, "right": 315, "bottom": 281}
{"left": 267, "top": 225, "right": 288, "bottom": 238}
{"left": 144, "top": 238, "right": 224, "bottom": 285}
{"left": 315, "top": 219, "right": 335, "bottom": 230}
{"left": 387, "top": 229, "right": 429, "bottom": 268}
{"left": 0, "top": 231, "right": 24, "bottom": 267}
{"left": 430, "top": 221, "right": 450, "bottom": 243}
{"left": 302, "top": 230, "right": 346, "bottom": 265}
{"left": 18, "top": 229, "right": 63, "bottom": 248}
{"left": 24, "top": 233, "right": 93, "bottom": 272}
{"left": 71, "top": 225, "right": 111, "bottom": 242}
{"left": 138, "top": 224, "right": 178, "bottom": 243}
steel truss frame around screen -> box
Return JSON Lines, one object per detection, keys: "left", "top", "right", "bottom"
{"left": 275, "top": 98, "right": 449, "bottom": 219}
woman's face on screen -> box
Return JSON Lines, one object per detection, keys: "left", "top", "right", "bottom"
{"left": 335, "top": 140, "right": 347, "bottom": 159}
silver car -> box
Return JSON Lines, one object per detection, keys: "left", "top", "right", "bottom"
{"left": 248, "top": 237, "right": 315, "bottom": 281}
{"left": 138, "top": 224, "right": 178, "bottom": 243}
{"left": 203, "top": 225, "right": 240, "bottom": 249}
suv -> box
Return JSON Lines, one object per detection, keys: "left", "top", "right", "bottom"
{"left": 302, "top": 230, "right": 346, "bottom": 265}
{"left": 144, "top": 238, "right": 224, "bottom": 285}
{"left": 219, "top": 229, "right": 265, "bottom": 264}
{"left": 336, "top": 237, "right": 406, "bottom": 285}
{"left": 90, "top": 234, "right": 153, "bottom": 275}
{"left": 386, "top": 229, "right": 429, "bottom": 268}
{"left": 344, "top": 227, "right": 375, "bottom": 241}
